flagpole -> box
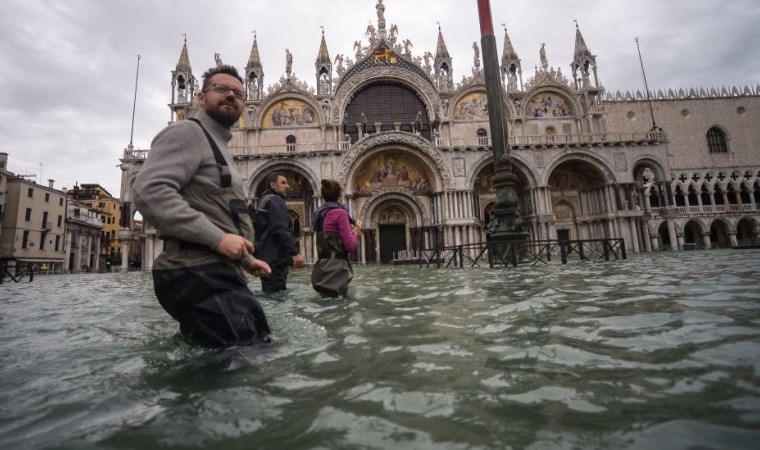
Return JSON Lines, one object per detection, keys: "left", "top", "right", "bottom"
{"left": 476, "top": 0, "right": 527, "bottom": 265}
{"left": 635, "top": 38, "right": 657, "bottom": 131}
{"left": 129, "top": 55, "right": 141, "bottom": 148}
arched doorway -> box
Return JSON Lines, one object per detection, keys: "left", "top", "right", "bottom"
{"left": 736, "top": 218, "right": 758, "bottom": 246}
{"left": 657, "top": 222, "right": 671, "bottom": 250}
{"left": 547, "top": 160, "right": 607, "bottom": 241}
{"left": 683, "top": 220, "right": 702, "bottom": 250}
{"left": 709, "top": 220, "right": 731, "bottom": 248}
{"left": 376, "top": 204, "right": 409, "bottom": 262}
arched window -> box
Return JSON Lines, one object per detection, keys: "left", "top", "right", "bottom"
{"left": 286, "top": 135, "right": 296, "bottom": 152}
{"left": 706, "top": 127, "right": 728, "bottom": 154}
{"left": 476, "top": 128, "right": 488, "bottom": 146}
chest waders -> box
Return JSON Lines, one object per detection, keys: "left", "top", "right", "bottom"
{"left": 310, "top": 205, "right": 354, "bottom": 298}
{"left": 151, "top": 118, "right": 271, "bottom": 347}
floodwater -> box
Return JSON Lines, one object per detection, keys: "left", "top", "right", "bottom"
{"left": 1, "top": 250, "right": 760, "bottom": 450}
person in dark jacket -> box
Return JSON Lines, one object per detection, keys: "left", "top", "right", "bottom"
{"left": 253, "top": 172, "right": 305, "bottom": 293}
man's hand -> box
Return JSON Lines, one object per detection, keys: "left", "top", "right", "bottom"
{"left": 241, "top": 255, "right": 271, "bottom": 277}
{"left": 292, "top": 254, "right": 305, "bottom": 268}
{"left": 215, "top": 233, "right": 254, "bottom": 260}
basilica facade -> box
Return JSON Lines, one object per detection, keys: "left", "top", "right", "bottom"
{"left": 121, "top": 1, "right": 760, "bottom": 267}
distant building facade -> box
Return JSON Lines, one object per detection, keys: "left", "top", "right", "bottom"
{"left": 64, "top": 198, "right": 102, "bottom": 272}
{"left": 120, "top": 1, "right": 760, "bottom": 267}
{"left": 68, "top": 184, "right": 128, "bottom": 268}
{"left": 0, "top": 176, "right": 68, "bottom": 272}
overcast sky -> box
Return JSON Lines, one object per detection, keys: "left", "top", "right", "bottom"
{"left": 1, "top": 0, "right": 758, "bottom": 197}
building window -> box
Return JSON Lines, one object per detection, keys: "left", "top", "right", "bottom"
{"left": 22, "top": 231, "right": 29, "bottom": 248}
{"left": 55, "top": 235, "right": 61, "bottom": 251}
{"left": 42, "top": 211, "right": 49, "bottom": 228}
{"left": 476, "top": 128, "right": 488, "bottom": 146}
{"left": 39, "top": 233, "right": 46, "bottom": 250}
{"left": 706, "top": 127, "right": 728, "bottom": 154}
{"left": 25, "top": 208, "right": 32, "bottom": 221}
{"left": 45, "top": 193, "right": 50, "bottom": 202}
{"left": 286, "top": 135, "right": 296, "bottom": 152}
{"left": 58, "top": 215, "right": 62, "bottom": 227}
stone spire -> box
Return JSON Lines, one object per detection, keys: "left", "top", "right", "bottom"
{"left": 570, "top": 22, "right": 599, "bottom": 89}
{"left": 434, "top": 23, "right": 453, "bottom": 92}
{"left": 170, "top": 35, "right": 196, "bottom": 116}
{"left": 245, "top": 31, "right": 264, "bottom": 101}
{"left": 315, "top": 27, "right": 333, "bottom": 96}
{"left": 176, "top": 36, "right": 191, "bottom": 72}
{"left": 500, "top": 25, "right": 522, "bottom": 92}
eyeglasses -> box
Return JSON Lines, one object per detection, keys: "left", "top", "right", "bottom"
{"left": 205, "top": 83, "right": 245, "bottom": 100}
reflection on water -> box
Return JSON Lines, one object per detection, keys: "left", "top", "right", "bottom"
{"left": 1, "top": 250, "right": 760, "bottom": 449}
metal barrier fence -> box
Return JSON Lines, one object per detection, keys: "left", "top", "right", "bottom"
{"left": 414, "top": 238, "right": 627, "bottom": 269}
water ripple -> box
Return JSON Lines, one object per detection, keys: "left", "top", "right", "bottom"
{"left": 1, "top": 251, "right": 760, "bottom": 448}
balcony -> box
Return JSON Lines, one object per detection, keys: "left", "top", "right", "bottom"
{"left": 231, "top": 141, "right": 351, "bottom": 157}
{"left": 122, "top": 148, "right": 149, "bottom": 161}
{"left": 649, "top": 203, "right": 758, "bottom": 217}
{"left": 435, "top": 131, "right": 667, "bottom": 149}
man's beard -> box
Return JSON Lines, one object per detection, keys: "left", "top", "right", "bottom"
{"left": 207, "top": 103, "right": 241, "bottom": 128}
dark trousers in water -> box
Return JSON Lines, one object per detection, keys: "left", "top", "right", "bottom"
{"left": 152, "top": 261, "right": 271, "bottom": 347}
{"left": 260, "top": 265, "right": 288, "bottom": 293}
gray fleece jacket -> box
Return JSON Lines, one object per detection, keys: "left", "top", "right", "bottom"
{"left": 132, "top": 111, "right": 246, "bottom": 250}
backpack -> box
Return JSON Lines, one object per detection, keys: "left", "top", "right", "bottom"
{"left": 251, "top": 194, "right": 274, "bottom": 244}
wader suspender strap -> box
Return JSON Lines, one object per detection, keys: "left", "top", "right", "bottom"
{"left": 314, "top": 205, "right": 346, "bottom": 260}
{"left": 188, "top": 118, "right": 232, "bottom": 188}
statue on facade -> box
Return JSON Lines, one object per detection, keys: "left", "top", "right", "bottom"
{"left": 540, "top": 43, "right": 548, "bottom": 70}
{"left": 402, "top": 39, "right": 413, "bottom": 58}
{"left": 389, "top": 24, "right": 399, "bottom": 44}
{"left": 285, "top": 48, "right": 293, "bottom": 78}
{"left": 214, "top": 52, "right": 222, "bottom": 67}
{"left": 472, "top": 42, "right": 480, "bottom": 70}
{"left": 376, "top": 0, "right": 386, "bottom": 33}
{"left": 365, "top": 23, "right": 377, "bottom": 45}
{"left": 335, "top": 54, "right": 346, "bottom": 76}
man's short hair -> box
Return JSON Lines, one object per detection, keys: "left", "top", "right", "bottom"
{"left": 201, "top": 65, "right": 243, "bottom": 91}
{"left": 266, "top": 172, "right": 285, "bottom": 186}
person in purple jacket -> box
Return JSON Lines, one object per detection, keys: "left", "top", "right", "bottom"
{"left": 311, "top": 179, "right": 362, "bottom": 297}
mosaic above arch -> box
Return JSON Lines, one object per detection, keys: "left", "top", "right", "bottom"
{"left": 453, "top": 92, "right": 488, "bottom": 120}
{"left": 353, "top": 150, "right": 434, "bottom": 196}
{"left": 262, "top": 99, "right": 318, "bottom": 127}
{"left": 525, "top": 92, "right": 573, "bottom": 118}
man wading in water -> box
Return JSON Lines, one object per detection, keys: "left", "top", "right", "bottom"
{"left": 132, "top": 64, "right": 272, "bottom": 347}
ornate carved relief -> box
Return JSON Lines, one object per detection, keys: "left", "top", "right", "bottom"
{"left": 358, "top": 190, "right": 430, "bottom": 225}
{"left": 335, "top": 131, "right": 452, "bottom": 190}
